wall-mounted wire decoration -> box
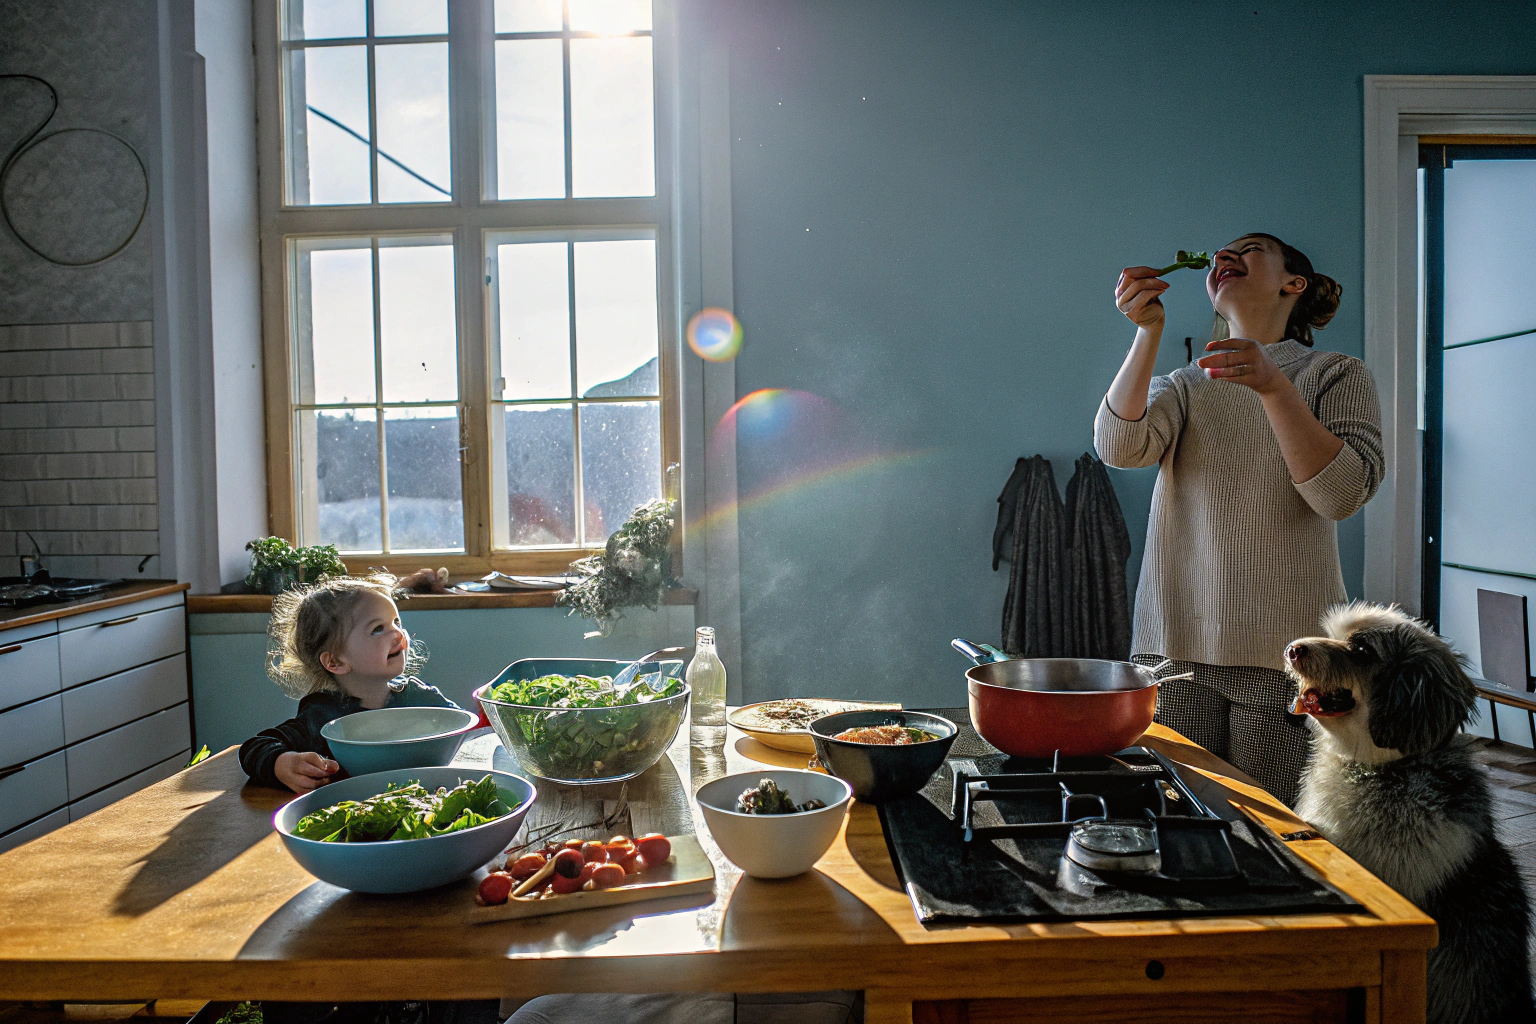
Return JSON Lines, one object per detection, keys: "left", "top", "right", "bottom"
{"left": 0, "top": 74, "right": 149, "bottom": 267}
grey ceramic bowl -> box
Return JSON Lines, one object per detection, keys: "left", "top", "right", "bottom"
{"left": 273, "top": 766, "right": 536, "bottom": 894}
{"left": 808, "top": 710, "right": 958, "bottom": 802}
{"left": 320, "top": 706, "right": 481, "bottom": 777}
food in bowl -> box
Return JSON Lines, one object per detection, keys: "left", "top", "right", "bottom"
{"left": 293, "top": 774, "right": 508, "bottom": 842}
{"left": 695, "top": 770, "right": 852, "bottom": 879}
{"left": 832, "top": 725, "right": 939, "bottom": 745}
{"left": 734, "top": 778, "right": 827, "bottom": 814}
{"left": 273, "top": 767, "right": 536, "bottom": 894}
{"left": 809, "top": 710, "right": 958, "bottom": 803}
{"left": 478, "top": 668, "right": 687, "bottom": 783}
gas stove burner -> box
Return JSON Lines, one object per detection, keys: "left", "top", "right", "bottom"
{"left": 947, "top": 745, "right": 1243, "bottom": 887}
{"left": 1066, "top": 820, "right": 1161, "bottom": 874}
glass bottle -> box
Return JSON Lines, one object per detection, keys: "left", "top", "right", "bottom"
{"left": 687, "top": 626, "right": 727, "bottom": 751}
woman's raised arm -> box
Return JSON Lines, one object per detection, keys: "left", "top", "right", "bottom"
{"left": 1106, "top": 266, "right": 1169, "bottom": 421}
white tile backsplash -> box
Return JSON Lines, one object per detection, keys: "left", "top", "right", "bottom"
{"left": 0, "top": 321, "right": 158, "bottom": 576}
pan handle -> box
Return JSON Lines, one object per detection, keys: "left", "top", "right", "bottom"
{"left": 1143, "top": 657, "right": 1194, "bottom": 684}
{"left": 950, "top": 638, "right": 994, "bottom": 666}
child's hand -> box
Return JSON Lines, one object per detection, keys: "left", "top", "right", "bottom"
{"left": 275, "top": 751, "right": 339, "bottom": 792}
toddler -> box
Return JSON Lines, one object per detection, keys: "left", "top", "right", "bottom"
{"left": 239, "top": 574, "right": 458, "bottom": 792}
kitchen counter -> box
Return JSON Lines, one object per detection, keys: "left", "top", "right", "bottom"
{"left": 0, "top": 580, "right": 190, "bottom": 631}
{"left": 0, "top": 717, "right": 1434, "bottom": 1023}
{"left": 186, "top": 586, "right": 696, "bottom": 614}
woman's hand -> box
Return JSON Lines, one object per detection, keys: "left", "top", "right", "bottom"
{"left": 1197, "top": 338, "right": 1286, "bottom": 395}
{"left": 1115, "top": 267, "right": 1170, "bottom": 328}
{"left": 275, "top": 751, "right": 339, "bottom": 792}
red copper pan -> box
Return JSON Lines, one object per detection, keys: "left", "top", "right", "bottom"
{"left": 952, "top": 640, "right": 1173, "bottom": 758}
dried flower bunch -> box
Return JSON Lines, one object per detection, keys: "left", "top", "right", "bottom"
{"left": 558, "top": 498, "right": 676, "bottom": 636}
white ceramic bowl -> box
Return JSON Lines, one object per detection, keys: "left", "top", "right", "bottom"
{"left": 695, "top": 770, "right": 852, "bottom": 879}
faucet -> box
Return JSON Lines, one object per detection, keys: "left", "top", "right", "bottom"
{"left": 20, "top": 532, "right": 42, "bottom": 580}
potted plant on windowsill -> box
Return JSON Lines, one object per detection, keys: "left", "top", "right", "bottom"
{"left": 243, "top": 537, "right": 349, "bottom": 595}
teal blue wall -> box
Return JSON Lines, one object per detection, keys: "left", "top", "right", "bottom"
{"left": 190, "top": 605, "right": 695, "bottom": 755}
{"left": 716, "top": 0, "right": 1536, "bottom": 706}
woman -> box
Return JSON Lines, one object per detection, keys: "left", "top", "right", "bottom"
{"left": 1094, "top": 233, "right": 1383, "bottom": 806}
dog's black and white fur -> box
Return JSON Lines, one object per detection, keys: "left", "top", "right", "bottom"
{"left": 1285, "top": 602, "right": 1534, "bottom": 1024}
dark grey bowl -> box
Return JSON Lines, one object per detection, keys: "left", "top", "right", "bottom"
{"left": 808, "top": 710, "right": 957, "bottom": 802}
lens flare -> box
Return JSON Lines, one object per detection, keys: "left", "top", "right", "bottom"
{"left": 686, "top": 307, "right": 744, "bottom": 362}
{"left": 690, "top": 388, "right": 933, "bottom": 534}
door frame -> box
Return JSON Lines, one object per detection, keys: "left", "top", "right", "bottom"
{"left": 1416, "top": 141, "right": 1536, "bottom": 629}
{"left": 1361, "top": 75, "right": 1536, "bottom": 615}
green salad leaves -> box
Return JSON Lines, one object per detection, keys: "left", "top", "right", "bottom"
{"left": 485, "top": 673, "right": 686, "bottom": 781}
{"left": 1154, "top": 250, "right": 1211, "bottom": 275}
{"left": 293, "top": 774, "right": 508, "bottom": 843}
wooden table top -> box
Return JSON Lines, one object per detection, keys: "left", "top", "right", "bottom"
{"left": 0, "top": 715, "right": 1434, "bottom": 1004}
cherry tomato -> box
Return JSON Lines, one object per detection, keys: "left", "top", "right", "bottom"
{"left": 589, "top": 863, "right": 626, "bottom": 889}
{"left": 550, "top": 871, "right": 584, "bottom": 894}
{"left": 552, "top": 848, "right": 585, "bottom": 879}
{"left": 477, "top": 872, "right": 513, "bottom": 905}
{"left": 508, "top": 853, "right": 547, "bottom": 880}
{"left": 635, "top": 834, "right": 671, "bottom": 864}
{"left": 581, "top": 840, "right": 608, "bottom": 863}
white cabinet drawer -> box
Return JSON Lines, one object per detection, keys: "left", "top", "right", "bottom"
{"left": 0, "top": 749, "right": 68, "bottom": 834}
{"left": 0, "top": 807, "right": 68, "bottom": 854}
{"left": 69, "top": 748, "right": 187, "bottom": 821}
{"left": 0, "top": 633, "right": 62, "bottom": 710}
{"left": 65, "top": 703, "right": 190, "bottom": 801}
{"left": 62, "top": 654, "right": 187, "bottom": 744}
{"left": 59, "top": 606, "right": 184, "bottom": 688}
{"left": 0, "top": 694, "right": 64, "bottom": 769}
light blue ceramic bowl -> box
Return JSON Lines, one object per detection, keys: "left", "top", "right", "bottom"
{"left": 273, "top": 766, "right": 536, "bottom": 894}
{"left": 320, "top": 706, "right": 481, "bottom": 776}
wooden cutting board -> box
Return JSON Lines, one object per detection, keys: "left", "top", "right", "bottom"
{"left": 466, "top": 834, "right": 714, "bottom": 924}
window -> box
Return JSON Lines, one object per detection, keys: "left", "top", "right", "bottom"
{"left": 257, "top": 0, "right": 678, "bottom": 574}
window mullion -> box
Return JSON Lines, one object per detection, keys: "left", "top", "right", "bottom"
{"left": 566, "top": 241, "right": 584, "bottom": 547}
{"left": 561, "top": 1, "right": 574, "bottom": 200}
{"left": 371, "top": 237, "right": 390, "bottom": 553}
{"left": 365, "top": 2, "right": 379, "bottom": 204}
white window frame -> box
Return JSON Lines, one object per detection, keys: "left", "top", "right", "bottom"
{"left": 254, "top": 0, "right": 687, "bottom": 576}
{"left": 1360, "top": 75, "right": 1536, "bottom": 614}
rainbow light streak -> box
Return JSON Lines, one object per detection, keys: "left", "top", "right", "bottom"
{"left": 686, "top": 307, "right": 744, "bottom": 362}
{"left": 688, "top": 388, "right": 934, "bottom": 534}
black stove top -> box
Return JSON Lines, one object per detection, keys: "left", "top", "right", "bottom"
{"left": 878, "top": 711, "right": 1361, "bottom": 925}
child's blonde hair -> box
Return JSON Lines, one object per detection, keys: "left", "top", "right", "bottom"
{"left": 267, "top": 573, "right": 426, "bottom": 698}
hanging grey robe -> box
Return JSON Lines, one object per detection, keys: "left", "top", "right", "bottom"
{"left": 997, "top": 455, "right": 1067, "bottom": 657}
{"left": 1063, "top": 453, "right": 1133, "bottom": 660}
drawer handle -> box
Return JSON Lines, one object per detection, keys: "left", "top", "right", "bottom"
{"left": 0, "top": 762, "right": 25, "bottom": 782}
{"left": 99, "top": 615, "right": 141, "bottom": 627}
{"left": 0, "top": 644, "right": 20, "bottom": 655}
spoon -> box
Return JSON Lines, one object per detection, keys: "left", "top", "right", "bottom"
{"left": 612, "top": 646, "right": 688, "bottom": 694}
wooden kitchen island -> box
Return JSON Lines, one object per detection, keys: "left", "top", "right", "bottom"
{"left": 0, "top": 716, "right": 1433, "bottom": 1023}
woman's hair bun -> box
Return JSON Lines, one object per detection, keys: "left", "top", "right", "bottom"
{"left": 1302, "top": 273, "right": 1342, "bottom": 330}
{"left": 1240, "top": 233, "right": 1340, "bottom": 346}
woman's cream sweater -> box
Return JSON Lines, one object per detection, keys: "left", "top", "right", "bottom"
{"left": 1094, "top": 340, "right": 1384, "bottom": 671}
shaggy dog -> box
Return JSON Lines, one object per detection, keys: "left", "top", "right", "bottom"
{"left": 1286, "top": 602, "right": 1534, "bottom": 1024}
